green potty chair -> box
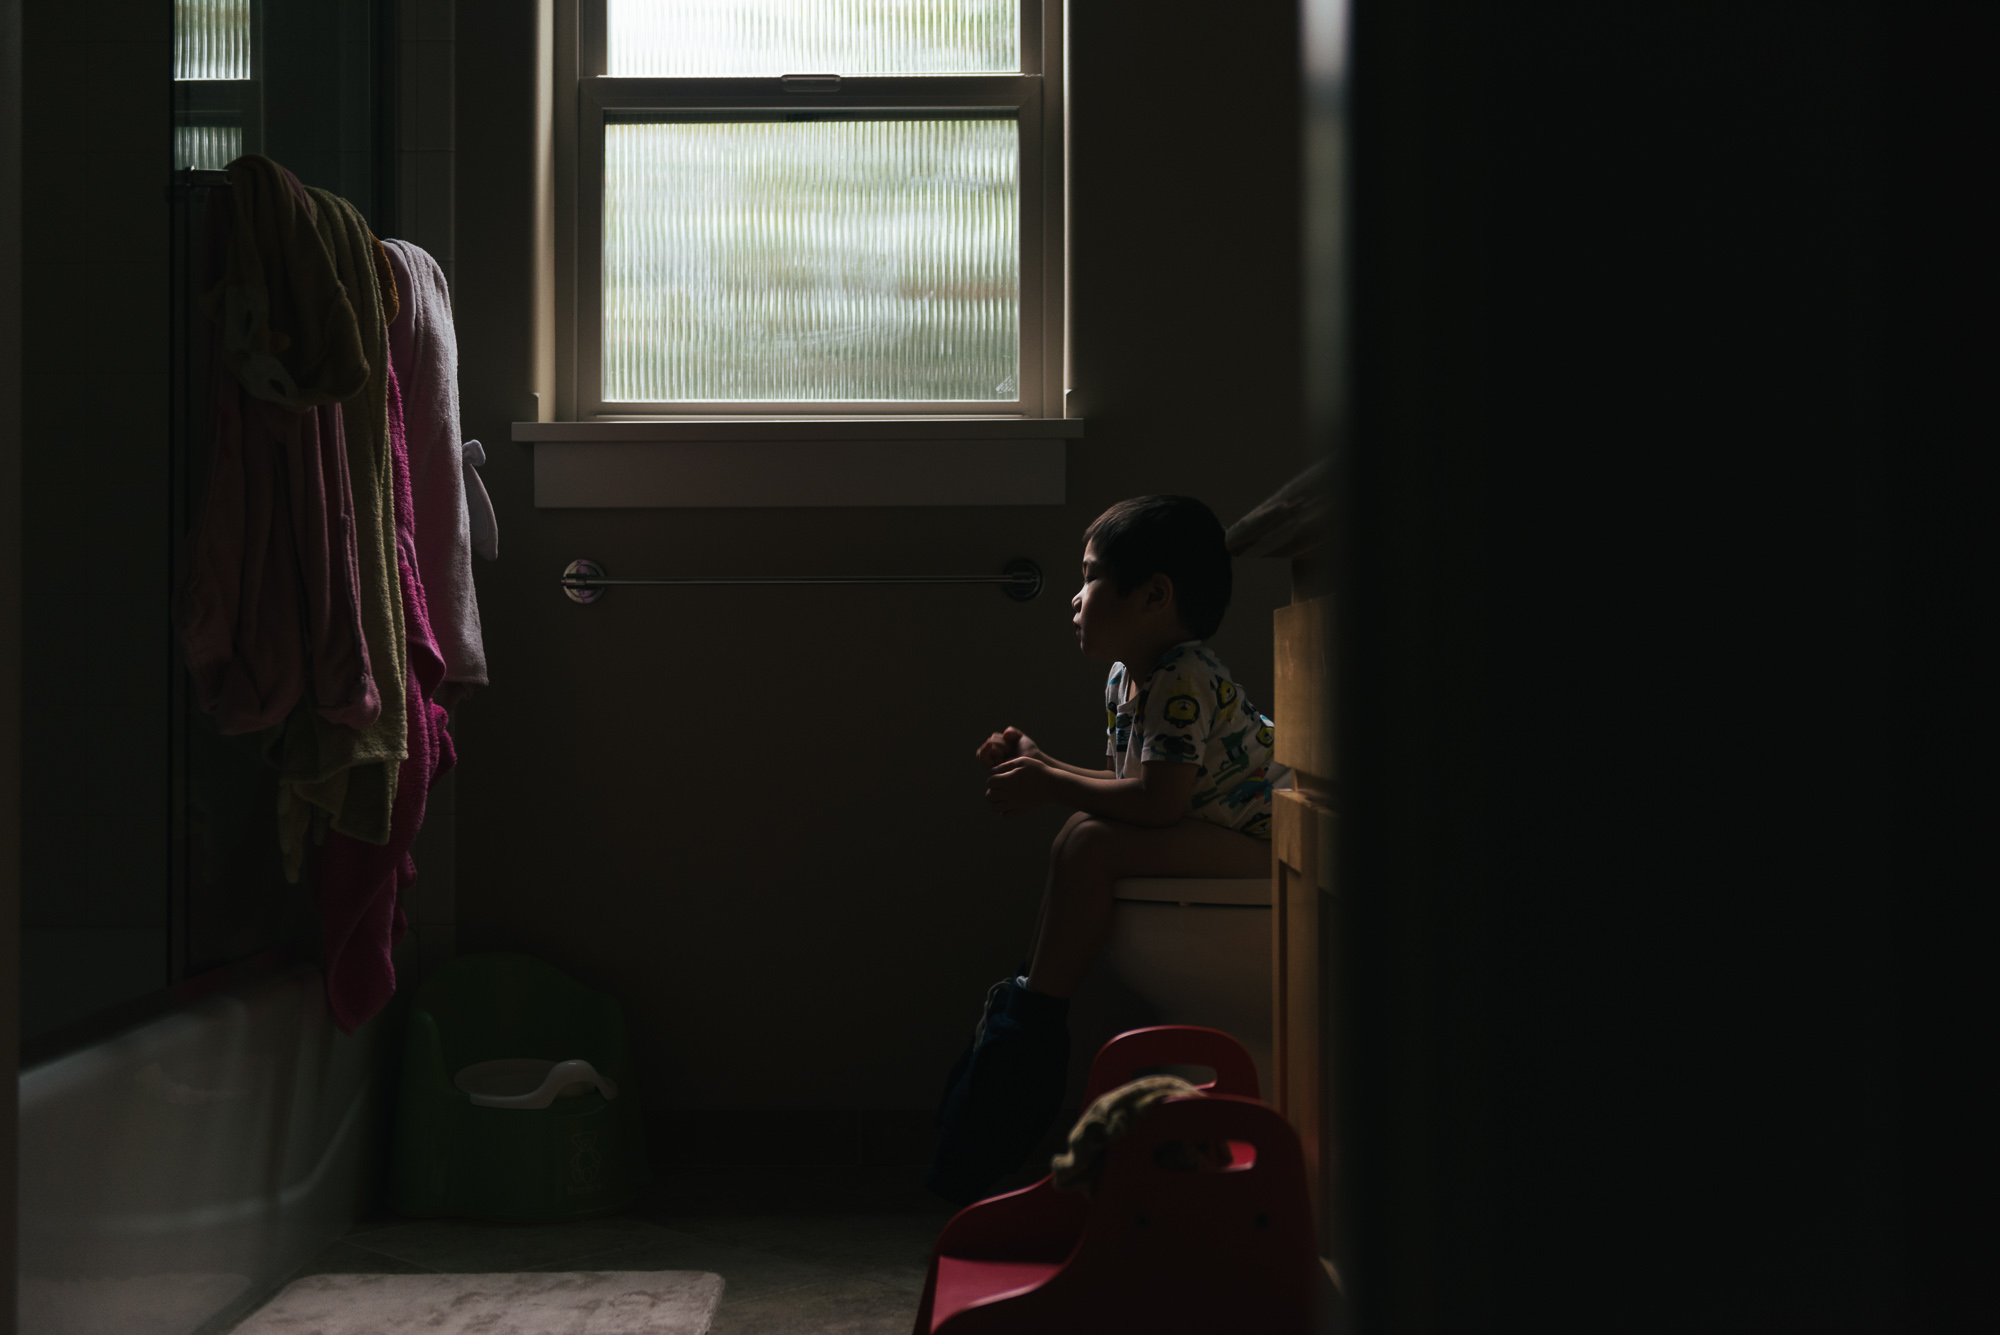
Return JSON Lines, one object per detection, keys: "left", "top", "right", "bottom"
{"left": 390, "top": 953, "right": 650, "bottom": 1221}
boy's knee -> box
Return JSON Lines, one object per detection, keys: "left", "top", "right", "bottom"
{"left": 1050, "top": 810, "right": 1094, "bottom": 858}
{"left": 1054, "top": 816, "right": 1118, "bottom": 871}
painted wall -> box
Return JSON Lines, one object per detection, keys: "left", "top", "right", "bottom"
{"left": 452, "top": 0, "right": 1306, "bottom": 1111}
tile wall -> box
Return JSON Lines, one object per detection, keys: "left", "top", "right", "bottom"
{"left": 397, "top": 0, "right": 458, "bottom": 983}
{"left": 397, "top": 0, "right": 453, "bottom": 290}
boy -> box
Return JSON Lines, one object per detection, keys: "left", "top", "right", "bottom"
{"left": 926, "top": 495, "right": 1287, "bottom": 1203}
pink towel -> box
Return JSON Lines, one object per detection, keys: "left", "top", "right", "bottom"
{"left": 317, "top": 364, "right": 456, "bottom": 1035}
{"left": 383, "top": 239, "right": 489, "bottom": 693}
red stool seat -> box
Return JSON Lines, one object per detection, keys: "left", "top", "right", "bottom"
{"left": 913, "top": 1026, "right": 1318, "bottom": 1334}
{"left": 930, "top": 1259, "right": 1064, "bottom": 1331}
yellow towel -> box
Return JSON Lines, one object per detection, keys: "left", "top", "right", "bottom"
{"left": 270, "top": 189, "right": 408, "bottom": 876}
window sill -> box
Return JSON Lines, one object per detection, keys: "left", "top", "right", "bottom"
{"left": 511, "top": 418, "right": 1083, "bottom": 508}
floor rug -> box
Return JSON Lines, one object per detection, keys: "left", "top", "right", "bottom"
{"left": 229, "top": 1271, "right": 725, "bottom": 1334}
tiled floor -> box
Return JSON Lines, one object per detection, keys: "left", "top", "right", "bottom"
{"left": 278, "top": 1166, "right": 958, "bottom": 1334}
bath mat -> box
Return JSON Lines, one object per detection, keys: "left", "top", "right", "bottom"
{"left": 230, "top": 1271, "right": 724, "bottom": 1334}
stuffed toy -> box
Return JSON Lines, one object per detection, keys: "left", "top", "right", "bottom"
{"left": 1050, "top": 1075, "right": 1232, "bottom": 1196}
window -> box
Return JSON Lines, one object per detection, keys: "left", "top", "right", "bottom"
{"left": 171, "top": 0, "right": 387, "bottom": 223}
{"left": 174, "top": 0, "right": 251, "bottom": 171}
{"left": 566, "top": 0, "right": 1064, "bottom": 420}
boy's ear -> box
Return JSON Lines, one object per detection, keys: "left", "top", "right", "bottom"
{"left": 1143, "top": 572, "right": 1176, "bottom": 613}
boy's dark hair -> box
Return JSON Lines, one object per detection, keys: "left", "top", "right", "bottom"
{"left": 1083, "top": 495, "right": 1233, "bottom": 640}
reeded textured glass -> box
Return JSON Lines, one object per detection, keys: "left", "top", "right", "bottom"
{"left": 175, "top": 124, "right": 243, "bottom": 171}
{"left": 603, "top": 118, "right": 1018, "bottom": 403}
{"left": 607, "top": 0, "right": 1017, "bottom": 76}
{"left": 175, "top": 0, "right": 251, "bottom": 81}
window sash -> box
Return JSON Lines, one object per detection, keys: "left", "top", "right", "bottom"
{"left": 563, "top": 0, "right": 1063, "bottom": 422}
{"left": 578, "top": 75, "right": 1044, "bottom": 418}
{"left": 601, "top": 0, "right": 1024, "bottom": 79}
{"left": 582, "top": 2, "right": 1046, "bottom": 85}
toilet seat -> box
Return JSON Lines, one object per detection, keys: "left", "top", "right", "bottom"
{"left": 1111, "top": 876, "right": 1271, "bottom": 907}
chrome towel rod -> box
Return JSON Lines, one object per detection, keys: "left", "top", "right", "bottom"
{"left": 560, "top": 557, "right": 1043, "bottom": 605}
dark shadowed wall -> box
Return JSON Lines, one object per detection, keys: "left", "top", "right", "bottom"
{"left": 452, "top": 0, "right": 1303, "bottom": 1110}
{"left": 1329, "top": 1, "right": 1936, "bottom": 1327}
{"left": 3, "top": 0, "right": 23, "bottom": 1320}
{"left": 16, "top": 0, "right": 172, "bottom": 1038}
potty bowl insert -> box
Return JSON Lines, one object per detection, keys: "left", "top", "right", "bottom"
{"left": 454, "top": 1058, "right": 619, "bottom": 1109}
{"left": 391, "top": 953, "right": 649, "bottom": 1221}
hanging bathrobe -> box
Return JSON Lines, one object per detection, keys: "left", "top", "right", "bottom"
{"left": 383, "top": 238, "right": 491, "bottom": 695}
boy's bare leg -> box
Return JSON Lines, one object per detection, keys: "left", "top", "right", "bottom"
{"left": 1022, "top": 811, "right": 1096, "bottom": 969}
{"left": 1025, "top": 816, "right": 1273, "bottom": 998}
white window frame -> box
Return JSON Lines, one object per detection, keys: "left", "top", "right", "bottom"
{"left": 557, "top": 0, "right": 1066, "bottom": 423}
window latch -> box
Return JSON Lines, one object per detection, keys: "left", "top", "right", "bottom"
{"left": 781, "top": 74, "right": 842, "bottom": 93}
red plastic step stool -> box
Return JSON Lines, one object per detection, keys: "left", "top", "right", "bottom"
{"left": 914, "top": 1026, "right": 1318, "bottom": 1334}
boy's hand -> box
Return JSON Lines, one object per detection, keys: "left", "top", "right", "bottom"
{"left": 985, "top": 755, "right": 1057, "bottom": 814}
{"left": 975, "top": 726, "right": 1039, "bottom": 769}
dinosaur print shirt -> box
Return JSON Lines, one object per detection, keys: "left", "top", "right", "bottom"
{"left": 1105, "top": 641, "right": 1289, "bottom": 839}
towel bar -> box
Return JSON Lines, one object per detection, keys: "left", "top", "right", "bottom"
{"left": 560, "top": 557, "right": 1043, "bottom": 604}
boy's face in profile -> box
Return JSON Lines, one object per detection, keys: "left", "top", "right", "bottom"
{"left": 1072, "top": 541, "right": 1150, "bottom": 664}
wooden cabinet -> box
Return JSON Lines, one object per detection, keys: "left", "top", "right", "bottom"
{"left": 1272, "top": 593, "right": 1338, "bottom": 1254}
{"left": 1230, "top": 467, "right": 1339, "bottom": 1290}
{"left": 1274, "top": 787, "right": 1337, "bottom": 1238}
{"left": 1274, "top": 597, "right": 1336, "bottom": 784}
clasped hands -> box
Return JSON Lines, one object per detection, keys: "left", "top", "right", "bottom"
{"left": 978, "top": 725, "right": 1056, "bottom": 815}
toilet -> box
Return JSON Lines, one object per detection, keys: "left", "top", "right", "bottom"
{"left": 1066, "top": 875, "right": 1273, "bottom": 1101}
